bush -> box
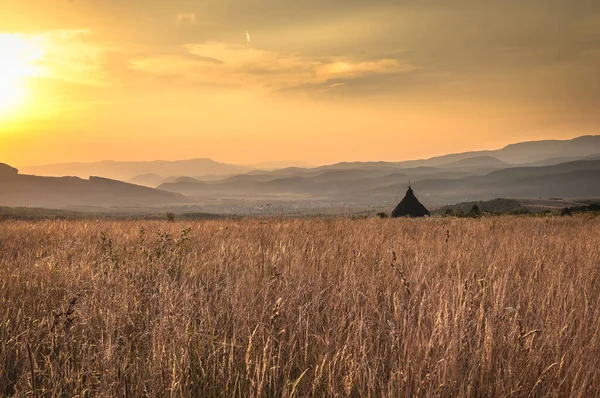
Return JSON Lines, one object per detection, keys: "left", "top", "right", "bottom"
{"left": 437, "top": 198, "right": 523, "bottom": 215}
{"left": 469, "top": 205, "right": 481, "bottom": 218}
{"left": 509, "top": 207, "right": 531, "bottom": 215}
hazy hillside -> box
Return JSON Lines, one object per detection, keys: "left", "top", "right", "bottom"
{"left": 437, "top": 156, "right": 508, "bottom": 168}
{"left": 19, "top": 158, "right": 252, "bottom": 181}
{"left": 0, "top": 165, "right": 184, "bottom": 208}
{"left": 243, "top": 160, "right": 316, "bottom": 170}
{"left": 228, "top": 136, "right": 599, "bottom": 177}
{"left": 6, "top": 136, "right": 600, "bottom": 213}
{"left": 0, "top": 163, "right": 19, "bottom": 177}
{"left": 128, "top": 173, "right": 167, "bottom": 187}
{"left": 498, "top": 135, "right": 600, "bottom": 163}
{"left": 158, "top": 163, "right": 500, "bottom": 195}
{"left": 157, "top": 168, "right": 489, "bottom": 196}
{"left": 155, "top": 158, "right": 600, "bottom": 210}
{"left": 367, "top": 159, "right": 600, "bottom": 206}
{"left": 18, "top": 135, "right": 599, "bottom": 185}
{"left": 390, "top": 135, "right": 600, "bottom": 168}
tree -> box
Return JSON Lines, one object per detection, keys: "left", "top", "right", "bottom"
{"left": 469, "top": 205, "right": 481, "bottom": 218}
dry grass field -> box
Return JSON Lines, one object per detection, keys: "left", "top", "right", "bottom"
{"left": 1, "top": 216, "right": 599, "bottom": 397}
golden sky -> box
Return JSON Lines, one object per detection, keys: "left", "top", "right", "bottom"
{"left": 1, "top": 0, "right": 599, "bottom": 166}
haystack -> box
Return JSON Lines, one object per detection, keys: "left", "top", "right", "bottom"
{"left": 391, "top": 185, "right": 430, "bottom": 218}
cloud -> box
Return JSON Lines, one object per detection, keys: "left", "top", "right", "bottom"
{"left": 23, "top": 29, "right": 112, "bottom": 87}
{"left": 129, "top": 42, "right": 417, "bottom": 92}
{"left": 176, "top": 13, "right": 197, "bottom": 25}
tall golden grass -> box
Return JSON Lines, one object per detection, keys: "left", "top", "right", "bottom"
{"left": 1, "top": 216, "right": 599, "bottom": 397}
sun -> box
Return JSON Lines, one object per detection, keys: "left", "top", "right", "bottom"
{"left": 0, "top": 34, "right": 45, "bottom": 118}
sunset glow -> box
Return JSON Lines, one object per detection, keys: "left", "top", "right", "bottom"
{"left": 0, "top": 34, "right": 45, "bottom": 118}
{"left": 1, "top": 3, "right": 600, "bottom": 395}
{"left": 0, "top": 1, "right": 598, "bottom": 166}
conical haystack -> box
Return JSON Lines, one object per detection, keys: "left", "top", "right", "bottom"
{"left": 391, "top": 185, "right": 430, "bottom": 218}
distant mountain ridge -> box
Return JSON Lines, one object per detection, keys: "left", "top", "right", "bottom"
{"left": 393, "top": 135, "right": 600, "bottom": 167}
{"left": 157, "top": 158, "right": 600, "bottom": 208}
{"left": 437, "top": 156, "right": 508, "bottom": 169}
{"left": 16, "top": 135, "right": 600, "bottom": 183}
{"left": 0, "top": 163, "right": 19, "bottom": 176}
{"left": 364, "top": 159, "right": 600, "bottom": 205}
{"left": 18, "top": 158, "right": 252, "bottom": 182}
{"left": 4, "top": 135, "right": 600, "bottom": 212}
{"left": 0, "top": 166, "right": 184, "bottom": 208}
{"left": 243, "top": 160, "right": 316, "bottom": 170}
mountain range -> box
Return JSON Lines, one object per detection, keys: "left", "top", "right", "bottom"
{"left": 3, "top": 135, "right": 600, "bottom": 213}
{"left": 392, "top": 135, "right": 600, "bottom": 167}
{"left": 0, "top": 163, "right": 183, "bottom": 208}
{"left": 18, "top": 158, "right": 252, "bottom": 182}
{"left": 156, "top": 158, "right": 600, "bottom": 207}
{"left": 17, "top": 159, "right": 316, "bottom": 182}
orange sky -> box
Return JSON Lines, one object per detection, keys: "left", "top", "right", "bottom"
{"left": 1, "top": 0, "right": 599, "bottom": 166}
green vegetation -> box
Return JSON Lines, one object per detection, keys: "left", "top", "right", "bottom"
{"left": 567, "top": 203, "right": 600, "bottom": 213}
{"left": 437, "top": 198, "right": 524, "bottom": 216}
{"left": 0, "top": 206, "right": 85, "bottom": 220}
{"left": 0, "top": 206, "right": 223, "bottom": 221}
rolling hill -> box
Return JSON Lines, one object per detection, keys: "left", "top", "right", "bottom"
{"left": 5, "top": 135, "right": 600, "bottom": 213}
{"left": 390, "top": 135, "right": 600, "bottom": 168}
{"left": 363, "top": 159, "right": 600, "bottom": 206}
{"left": 156, "top": 158, "right": 600, "bottom": 209}
{"left": 18, "top": 158, "right": 252, "bottom": 181}
{"left": 0, "top": 164, "right": 184, "bottom": 208}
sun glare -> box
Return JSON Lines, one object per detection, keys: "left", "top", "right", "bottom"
{"left": 0, "top": 34, "right": 45, "bottom": 118}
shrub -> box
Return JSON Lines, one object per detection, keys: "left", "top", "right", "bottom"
{"left": 469, "top": 205, "right": 481, "bottom": 218}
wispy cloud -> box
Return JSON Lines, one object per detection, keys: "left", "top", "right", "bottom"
{"left": 23, "top": 29, "right": 112, "bottom": 87}
{"left": 176, "top": 13, "right": 197, "bottom": 26}
{"left": 129, "top": 42, "right": 417, "bottom": 92}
